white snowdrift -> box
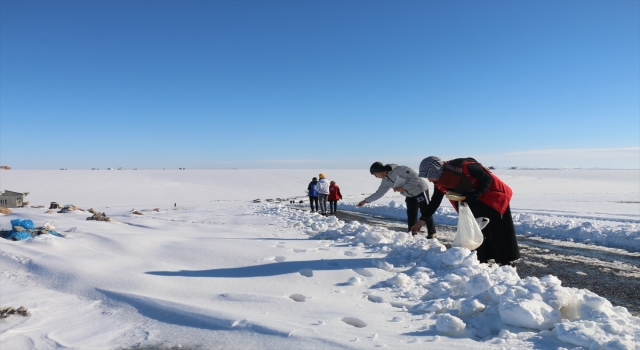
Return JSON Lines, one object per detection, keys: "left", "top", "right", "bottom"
{"left": 258, "top": 204, "right": 640, "bottom": 349}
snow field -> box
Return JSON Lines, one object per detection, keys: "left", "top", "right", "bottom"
{"left": 258, "top": 204, "right": 640, "bottom": 349}
{"left": 1, "top": 168, "right": 639, "bottom": 349}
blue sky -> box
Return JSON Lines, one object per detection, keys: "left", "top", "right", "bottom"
{"left": 1, "top": 0, "right": 638, "bottom": 169}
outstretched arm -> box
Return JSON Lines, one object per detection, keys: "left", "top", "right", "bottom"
{"left": 411, "top": 189, "right": 445, "bottom": 235}
{"left": 363, "top": 180, "right": 391, "bottom": 203}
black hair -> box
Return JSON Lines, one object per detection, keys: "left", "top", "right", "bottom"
{"left": 369, "top": 162, "right": 389, "bottom": 174}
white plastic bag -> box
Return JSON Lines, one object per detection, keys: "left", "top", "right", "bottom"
{"left": 452, "top": 202, "right": 485, "bottom": 250}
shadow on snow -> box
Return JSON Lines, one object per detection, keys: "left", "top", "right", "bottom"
{"left": 146, "top": 258, "right": 376, "bottom": 278}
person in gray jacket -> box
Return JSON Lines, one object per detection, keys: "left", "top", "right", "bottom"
{"left": 316, "top": 173, "right": 331, "bottom": 215}
{"left": 357, "top": 162, "right": 437, "bottom": 238}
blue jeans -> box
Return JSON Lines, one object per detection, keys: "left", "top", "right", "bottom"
{"left": 318, "top": 194, "right": 328, "bottom": 214}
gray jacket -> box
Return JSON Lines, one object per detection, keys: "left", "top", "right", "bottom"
{"left": 364, "top": 164, "right": 430, "bottom": 203}
{"left": 316, "top": 178, "right": 330, "bottom": 195}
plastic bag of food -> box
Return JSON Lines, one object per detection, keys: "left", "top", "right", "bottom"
{"left": 452, "top": 203, "right": 484, "bottom": 250}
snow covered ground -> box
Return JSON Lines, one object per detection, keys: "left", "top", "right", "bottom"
{"left": 1, "top": 169, "right": 639, "bottom": 349}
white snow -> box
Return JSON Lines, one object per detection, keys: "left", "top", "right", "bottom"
{"left": 1, "top": 169, "right": 639, "bottom": 349}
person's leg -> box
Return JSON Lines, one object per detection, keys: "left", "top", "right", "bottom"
{"left": 309, "top": 196, "right": 316, "bottom": 212}
{"left": 324, "top": 195, "right": 329, "bottom": 214}
{"left": 416, "top": 191, "right": 437, "bottom": 238}
{"left": 471, "top": 203, "right": 519, "bottom": 265}
{"left": 330, "top": 200, "right": 336, "bottom": 213}
{"left": 321, "top": 195, "right": 328, "bottom": 214}
{"left": 405, "top": 196, "right": 419, "bottom": 233}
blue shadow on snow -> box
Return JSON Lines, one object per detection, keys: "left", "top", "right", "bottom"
{"left": 146, "top": 258, "right": 375, "bottom": 278}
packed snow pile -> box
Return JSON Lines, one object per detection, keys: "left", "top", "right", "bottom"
{"left": 333, "top": 201, "right": 640, "bottom": 252}
{"left": 256, "top": 203, "right": 640, "bottom": 349}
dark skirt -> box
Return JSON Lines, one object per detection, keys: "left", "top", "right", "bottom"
{"left": 465, "top": 202, "right": 520, "bottom": 265}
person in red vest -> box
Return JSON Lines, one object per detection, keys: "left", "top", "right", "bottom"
{"left": 328, "top": 181, "right": 343, "bottom": 215}
{"left": 410, "top": 156, "right": 520, "bottom": 266}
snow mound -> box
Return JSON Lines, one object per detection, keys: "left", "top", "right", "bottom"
{"left": 255, "top": 203, "right": 640, "bottom": 349}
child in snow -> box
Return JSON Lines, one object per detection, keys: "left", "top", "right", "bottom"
{"left": 328, "top": 181, "right": 343, "bottom": 215}
{"left": 307, "top": 177, "right": 319, "bottom": 212}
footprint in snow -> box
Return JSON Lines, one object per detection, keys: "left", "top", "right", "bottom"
{"left": 293, "top": 249, "right": 306, "bottom": 253}
{"left": 366, "top": 294, "right": 384, "bottom": 303}
{"left": 347, "top": 277, "right": 361, "bottom": 285}
{"left": 272, "top": 256, "right": 286, "bottom": 262}
{"left": 344, "top": 251, "right": 358, "bottom": 257}
{"left": 352, "top": 268, "right": 373, "bottom": 277}
{"left": 299, "top": 269, "right": 313, "bottom": 277}
{"left": 289, "top": 294, "right": 306, "bottom": 302}
{"left": 341, "top": 317, "right": 367, "bottom": 328}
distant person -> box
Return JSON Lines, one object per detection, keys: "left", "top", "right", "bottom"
{"left": 357, "top": 162, "right": 437, "bottom": 238}
{"left": 307, "top": 177, "right": 319, "bottom": 212}
{"left": 328, "top": 180, "right": 343, "bottom": 215}
{"left": 412, "top": 156, "right": 520, "bottom": 265}
{"left": 316, "top": 173, "right": 330, "bottom": 215}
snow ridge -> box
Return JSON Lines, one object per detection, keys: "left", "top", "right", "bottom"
{"left": 255, "top": 203, "right": 640, "bottom": 349}
{"left": 334, "top": 201, "right": 640, "bottom": 252}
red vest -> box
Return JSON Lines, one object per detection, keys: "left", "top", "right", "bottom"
{"left": 435, "top": 160, "right": 512, "bottom": 215}
{"left": 328, "top": 185, "right": 342, "bottom": 201}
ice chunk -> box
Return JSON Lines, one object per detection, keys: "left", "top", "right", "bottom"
{"left": 386, "top": 273, "right": 411, "bottom": 286}
{"left": 440, "top": 247, "right": 471, "bottom": 266}
{"left": 466, "top": 273, "right": 493, "bottom": 297}
{"left": 435, "top": 314, "right": 466, "bottom": 334}
{"left": 499, "top": 298, "right": 561, "bottom": 330}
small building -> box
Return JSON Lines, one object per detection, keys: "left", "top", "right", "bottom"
{"left": 0, "top": 190, "right": 30, "bottom": 208}
{"left": 0, "top": 166, "right": 10, "bottom": 170}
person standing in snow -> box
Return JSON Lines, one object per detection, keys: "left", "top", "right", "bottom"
{"left": 316, "top": 173, "right": 330, "bottom": 215}
{"left": 307, "top": 177, "right": 319, "bottom": 212}
{"left": 357, "top": 162, "right": 437, "bottom": 238}
{"left": 411, "top": 156, "right": 520, "bottom": 265}
{"left": 328, "top": 180, "right": 343, "bottom": 215}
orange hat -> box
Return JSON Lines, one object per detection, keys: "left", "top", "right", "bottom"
{"left": 319, "top": 173, "right": 326, "bottom": 179}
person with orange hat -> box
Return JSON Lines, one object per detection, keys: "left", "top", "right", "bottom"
{"left": 316, "top": 173, "right": 330, "bottom": 215}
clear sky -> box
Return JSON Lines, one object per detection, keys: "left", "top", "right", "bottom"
{"left": 1, "top": 0, "right": 639, "bottom": 169}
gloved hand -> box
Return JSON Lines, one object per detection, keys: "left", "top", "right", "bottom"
{"left": 463, "top": 191, "right": 480, "bottom": 203}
